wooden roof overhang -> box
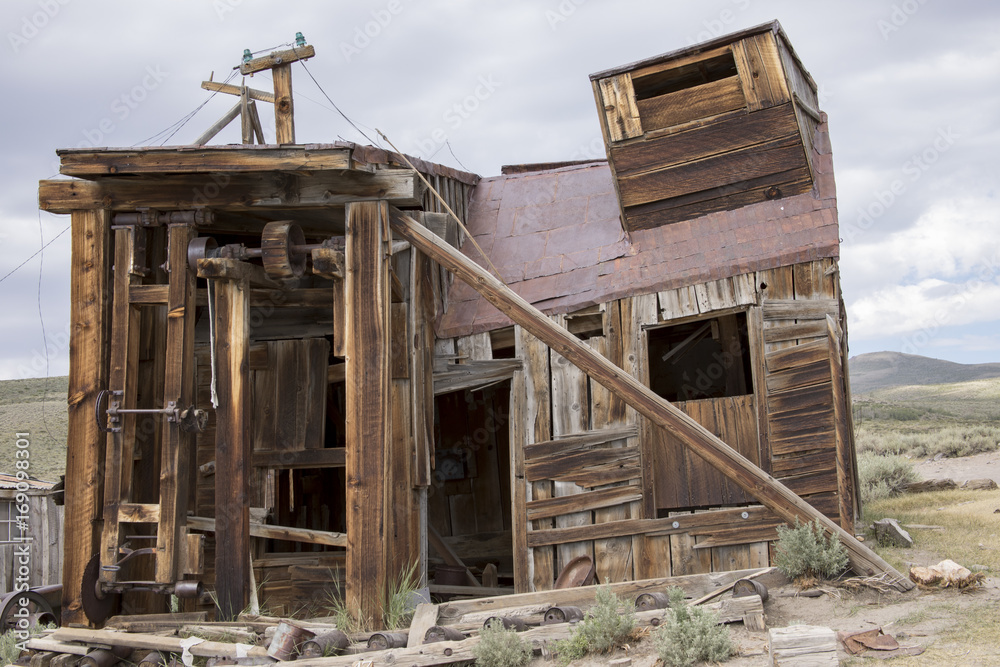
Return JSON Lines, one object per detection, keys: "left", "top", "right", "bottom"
{"left": 38, "top": 143, "right": 478, "bottom": 236}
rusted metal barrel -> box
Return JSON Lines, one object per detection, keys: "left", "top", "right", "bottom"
{"left": 483, "top": 616, "right": 528, "bottom": 632}
{"left": 542, "top": 605, "right": 585, "bottom": 625}
{"left": 266, "top": 620, "right": 316, "bottom": 661}
{"left": 424, "top": 625, "right": 466, "bottom": 643}
{"left": 635, "top": 591, "right": 671, "bottom": 611}
{"left": 367, "top": 631, "right": 409, "bottom": 650}
{"left": 733, "top": 578, "right": 769, "bottom": 603}
{"left": 137, "top": 651, "right": 167, "bottom": 667}
{"left": 300, "top": 629, "right": 350, "bottom": 658}
{"left": 80, "top": 646, "right": 131, "bottom": 667}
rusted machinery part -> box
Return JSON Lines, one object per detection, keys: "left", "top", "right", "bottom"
{"left": 82, "top": 554, "right": 117, "bottom": 625}
{"left": 187, "top": 236, "right": 218, "bottom": 273}
{"left": 0, "top": 590, "right": 57, "bottom": 631}
{"left": 542, "top": 605, "right": 584, "bottom": 625}
{"left": 733, "top": 578, "right": 769, "bottom": 602}
{"left": 367, "top": 631, "right": 409, "bottom": 650}
{"left": 635, "top": 591, "right": 672, "bottom": 611}
{"left": 261, "top": 220, "right": 307, "bottom": 280}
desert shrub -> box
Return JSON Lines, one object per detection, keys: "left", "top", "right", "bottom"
{"left": 858, "top": 451, "right": 919, "bottom": 503}
{"left": 0, "top": 630, "right": 22, "bottom": 666}
{"left": 774, "top": 519, "right": 849, "bottom": 580}
{"left": 653, "top": 587, "right": 733, "bottom": 667}
{"left": 472, "top": 619, "right": 532, "bottom": 667}
{"left": 554, "top": 586, "right": 635, "bottom": 663}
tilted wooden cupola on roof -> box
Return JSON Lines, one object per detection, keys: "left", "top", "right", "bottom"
{"left": 590, "top": 20, "right": 823, "bottom": 232}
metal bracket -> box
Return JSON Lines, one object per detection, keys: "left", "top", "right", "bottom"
{"left": 96, "top": 390, "right": 208, "bottom": 434}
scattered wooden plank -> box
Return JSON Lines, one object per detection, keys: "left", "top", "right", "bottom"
{"left": 50, "top": 629, "right": 270, "bottom": 660}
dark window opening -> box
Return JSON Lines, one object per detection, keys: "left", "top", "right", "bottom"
{"left": 632, "top": 51, "right": 739, "bottom": 100}
{"left": 647, "top": 312, "right": 753, "bottom": 402}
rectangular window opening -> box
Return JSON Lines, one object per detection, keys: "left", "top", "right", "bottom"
{"left": 647, "top": 312, "right": 753, "bottom": 402}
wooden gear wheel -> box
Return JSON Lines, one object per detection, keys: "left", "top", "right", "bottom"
{"left": 261, "top": 220, "right": 307, "bottom": 279}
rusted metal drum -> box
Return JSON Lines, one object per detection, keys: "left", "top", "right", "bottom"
{"left": 266, "top": 620, "right": 316, "bottom": 661}
{"left": 367, "top": 631, "right": 409, "bottom": 650}
{"left": 424, "top": 625, "right": 466, "bottom": 643}
{"left": 482, "top": 616, "right": 528, "bottom": 632}
{"left": 635, "top": 591, "right": 671, "bottom": 611}
{"left": 542, "top": 605, "right": 585, "bottom": 625}
{"left": 300, "top": 629, "right": 350, "bottom": 658}
{"left": 732, "top": 578, "right": 769, "bottom": 603}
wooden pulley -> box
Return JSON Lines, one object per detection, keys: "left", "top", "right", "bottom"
{"left": 261, "top": 220, "right": 307, "bottom": 279}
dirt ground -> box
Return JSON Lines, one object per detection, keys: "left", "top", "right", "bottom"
{"left": 541, "top": 453, "right": 1000, "bottom": 666}
{"left": 914, "top": 449, "right": 1000, "bottom": 486}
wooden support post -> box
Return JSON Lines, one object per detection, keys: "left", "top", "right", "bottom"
{"left": 272, "top": 65, "right": 295, "bottom": 144}
{"left": 345, "top": 200, "right": 392, "bottom": 626}
{"left": 63, "top": 209, "right": 111, "bottom": 625}
{"left": 388, "top": 210, "right": 913, "bottom": 591}
{"left": 202, "top": 261, "right": 251, "bottom": 620}
{"left": 240, "top": 86, "right": 253, "bottom": 145}
{"left": 155, "top": 226, "right": 197, "bottom": 585}
{"left": 100, "top": 227, "right": 143, "bottom": 585}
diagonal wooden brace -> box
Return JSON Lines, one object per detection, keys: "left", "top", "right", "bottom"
{"left": 388, "top": 209, "right": 912, "bottom": 591}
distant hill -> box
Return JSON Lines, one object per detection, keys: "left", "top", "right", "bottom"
{"left": 0, "top": 376, "right": 68, "bottom": 482}
{"left": 848, "top": 351, "right": 1000, "bottom": 395}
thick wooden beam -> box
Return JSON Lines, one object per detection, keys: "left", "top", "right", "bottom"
{"left": 388, "top": 210, "right": 912, "bottom": 591}
{"left": 201, "top": 80, "right": 275, "bottom": 103}
{"left": 239, "top": 45, "right": 315, "bottom": 75}
{"left": 193, "top": 101, "right": 242, "bottom": 146}
{"left": 272, "top": 64, "right": 295, "bottom": 144}
{"left": 186, "top": 516, "right": 347, "bottom": 547}
{"left": 39, "top": 170, "right": 424, "bottom": 213}
{"left": 63, "top": 209, "right": 111, "bottom": 625}
{"left": 210, "top": 263, "right": 252, "bottom": 619}
{"left": 55, "top": 146, "right": 352, "bottom": 177}
{"left": 99, "top": 227, "right": 143, "bottom": 585}
{"left": 155, "top": 226, "right": 197, "bottom": 585}
{"left": 344, "top": 200, "right": 392, "bottom": 626}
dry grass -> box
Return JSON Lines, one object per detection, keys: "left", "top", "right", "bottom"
{"left": 0, "top": 376, "right": 68, "bottom": 482}
{"left": 863, "top": 488, "right": 1000, "bottom": 574}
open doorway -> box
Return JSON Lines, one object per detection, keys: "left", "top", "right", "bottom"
{"left": 428, "top": 381, "right": 513, "bottom": 589}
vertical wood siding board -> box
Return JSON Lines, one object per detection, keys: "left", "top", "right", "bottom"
{"left": 550, "top": 314, "right": 593, "bottom": 572}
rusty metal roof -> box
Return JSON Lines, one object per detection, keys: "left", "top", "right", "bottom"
{"left": 437, "top": 117, "right": 839, "bottom": 338}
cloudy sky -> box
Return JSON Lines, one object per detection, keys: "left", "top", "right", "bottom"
{"left": 0, "top": 0, "right": 997, "bottom": 380}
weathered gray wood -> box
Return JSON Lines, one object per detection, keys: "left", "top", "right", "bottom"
{"left": 389, "top": 209, "right": 912, "bottom": 591}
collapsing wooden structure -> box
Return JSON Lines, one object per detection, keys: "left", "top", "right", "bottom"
{"left": 38, "top": 22, "right": 909, "bottom": 627}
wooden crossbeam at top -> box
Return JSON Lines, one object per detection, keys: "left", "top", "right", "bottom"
{"left": 239, "top": 45, "right": 315, "bottom": 75}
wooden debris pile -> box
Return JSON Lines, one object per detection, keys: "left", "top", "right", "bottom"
{"left": 21, "top": 568, "right": 774, "bottom": 666}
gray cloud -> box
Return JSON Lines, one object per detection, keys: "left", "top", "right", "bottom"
{"left": 2, "top": 0, "right": 999, "bottom": 377}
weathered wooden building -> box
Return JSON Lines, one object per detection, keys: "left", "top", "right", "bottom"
{"left": 38, "top": 22, "right": 907, "bottom": 627}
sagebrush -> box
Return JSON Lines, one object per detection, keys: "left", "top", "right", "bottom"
{"left": 653, "top": 587, "right": 733, "bottom": 667}
{"left": 774, "top": 519, "right": 849, "bottom": 580}
{"left": 857, "top": 451, "right": 920, "bottom": 503}
{"left": 472, "top": 619, "right": 532, "bottom": 667}
{"left": 554, "top": 586, "right": 635, "bottom": 664}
